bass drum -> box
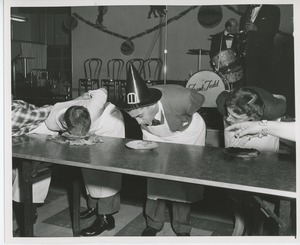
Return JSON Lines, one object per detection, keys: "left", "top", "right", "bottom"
{"left": 186, "top": 70, "right": 229, "bottom": 108}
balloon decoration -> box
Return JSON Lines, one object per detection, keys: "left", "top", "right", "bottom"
{"left": 197, "top": 6, "right": 223, "bottom": 28}
{"left": 121, "top": 40, "right": 135, "bottom": 56}
{"left": 63, "top": 16, "right": 78, "bottom": 31}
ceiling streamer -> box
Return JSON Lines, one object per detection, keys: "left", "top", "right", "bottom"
{"left": 73, "top": 6, "right": 198, "bottom": 42}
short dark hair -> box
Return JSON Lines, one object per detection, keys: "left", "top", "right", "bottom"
{"left": 64, "top": 106, "right": 91, "bottom": 136}
{"left": 225, "top": 88, "right": 264, "bottom": 120}
{"left": 225, "top": 18, "right": 237, "bottom": 29}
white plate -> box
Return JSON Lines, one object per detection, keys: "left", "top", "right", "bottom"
{"left": 126, "top": 140, "right": 159, "bottom": 150}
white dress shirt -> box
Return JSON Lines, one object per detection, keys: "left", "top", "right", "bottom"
{"left": 251, "top": 5, "right": 262, "bottom": 23}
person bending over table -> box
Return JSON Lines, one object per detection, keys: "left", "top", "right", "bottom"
{"left": 12, "top": 88, "right": 125, "bottom": 236}
{"left": 117, "top": 64, "right": 206, "bottom": 236}
{"left": 216, "top": 86, "right": 286, "bottom": 236}
{"left": 225, "top": 121, "right": 295, "bottom": 142}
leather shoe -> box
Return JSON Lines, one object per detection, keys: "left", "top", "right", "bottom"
{"left": 80, "top": 207, "right": 97, "bottom": 219}
{"left": 176, "top": 232, "right": 190, "bottom": 236}
{"left": 141, "top": 226, "right": 159, "bottom": 236}
{"left": 80, "top": 214, "right": 115, "bottom": 236}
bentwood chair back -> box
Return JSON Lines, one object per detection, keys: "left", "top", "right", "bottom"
{"left": 126, "top": 58, "right": 144, "bottom": 73}
{"left": 78, "top": 58, "right": 102, "bottom": 95}
{"left": 142, "top": 58, "right": 163, "bottom": 86}
{"left": 101, "top": 59, "right": 124, "bottom": 101}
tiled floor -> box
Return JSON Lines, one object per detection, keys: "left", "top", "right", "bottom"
{"left": 13, "top": 166, "right": 236, "bottom": 237}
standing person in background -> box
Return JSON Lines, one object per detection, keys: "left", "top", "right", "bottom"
{"left": 239, "top": 4, "right": 280, "bottom": 90}
{"left": 117, "top": 64, "right": 206, "bottom": 236}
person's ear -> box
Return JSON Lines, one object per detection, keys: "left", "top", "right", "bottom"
{"left": 59, "top": 114, "right": 68, "bottom": 130}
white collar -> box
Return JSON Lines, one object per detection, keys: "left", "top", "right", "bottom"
{"left": 154, "top": 101, "right": 163, "bottom": 121}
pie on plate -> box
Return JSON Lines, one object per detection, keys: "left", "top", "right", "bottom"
{"left": 61, "top": 132, "right": 89, "bottom": 140}
{"left": 49, "top": 133, "right": 103, "bottom": 146}
{"left": 126, "top": 140, "right": 159, "bottom": 150}
{"left": 223, "top": 147, "right": 260, "bottom": 158}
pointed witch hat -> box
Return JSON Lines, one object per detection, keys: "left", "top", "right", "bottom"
{"left": 117, "top": 63, "right": 162, "bottom": 110}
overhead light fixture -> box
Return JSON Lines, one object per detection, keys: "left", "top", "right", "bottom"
{"left": 11, "top": 14, "right": 28, "bottom": 22}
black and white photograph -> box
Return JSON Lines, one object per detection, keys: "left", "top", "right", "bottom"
{"left": 3, "top": 0, "right": 299, "bottom": 244}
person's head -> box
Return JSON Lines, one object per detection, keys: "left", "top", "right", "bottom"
{"left": 127, "top": 103, "right": 159, "bottom": 125}
{"left": 225, "top": 18, "right": 238, "bottom": 35}
{"left": 63, "top": 106, "right": 91, "bottom": 136}
{"left": 225, "top": 88, "right": 264, "bottom": 125}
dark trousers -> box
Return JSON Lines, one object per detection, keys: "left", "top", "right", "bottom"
{"left": 145, "top": 198, "right": 191, "bottom": 234}
{"left": 87, "top": 192, "right": 120, "bottom": 215}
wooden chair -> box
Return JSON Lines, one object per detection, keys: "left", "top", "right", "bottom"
{"left": 78, "top": 58, "right": 102, "bottom": 95}
{"left": 101, "top": 59, "right": 124, "bottom": 101}
{"left": 142, "top": 58, "right": 163, "bottom": 86}
{"left": 126, "top": 58, "right": 144, "bottom": 73}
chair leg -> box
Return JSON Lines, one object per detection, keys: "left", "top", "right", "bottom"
{"left": 251, "top": 207, "right": 266, "bottom": 235}
{"left": 232, "top": 201, "right": 245, "bottom": 236}
{"left": 78, "top": 83, "right": 81, "bottom": 96}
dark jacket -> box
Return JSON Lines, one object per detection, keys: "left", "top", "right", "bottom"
{"left": 240, "top": 5, "right": 280, "bottom": 51}
{"left": 209, "top": 31, "right": 239, "bottom": 59}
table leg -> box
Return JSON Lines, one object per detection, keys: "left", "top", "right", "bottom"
{"left": 278, "top": 199, "right": 293, "bottom": 236}
{"left": 72, "top": 168, "right": 81, "bottom": 237}
{"left": 19, "top": 160, "right": 34, "bottom": 237}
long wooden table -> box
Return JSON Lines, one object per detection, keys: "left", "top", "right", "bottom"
{"left": 12, "top": 134, "right": 296, "bottom": 237}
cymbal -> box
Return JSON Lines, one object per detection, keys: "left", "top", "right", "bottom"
{"left": 187, "top": 49, "right": 210, "bottom": 55}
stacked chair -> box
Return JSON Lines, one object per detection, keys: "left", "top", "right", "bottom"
{"left": 78, "top": 58, "right": 102, "bottom": 95}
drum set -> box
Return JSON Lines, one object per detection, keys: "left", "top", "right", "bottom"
{"left": 186, "top": 48, "right": 243, "bottom": 107}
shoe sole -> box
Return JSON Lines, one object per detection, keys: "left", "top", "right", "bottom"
{"left": 80, "top": 224, "right": 115, "bottom": 236}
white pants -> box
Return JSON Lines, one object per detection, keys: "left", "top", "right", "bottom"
{"left": 12, "top": 123, "right": 55, "bottom": 203}
{"left": 12, "top": 166, "right": 51, "bottom": 203}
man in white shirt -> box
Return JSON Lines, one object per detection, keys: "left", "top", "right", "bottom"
{"left": 13, "top": 88, "right": 125, "bottom": 236}
{"left": 118, "top": 65, "right": 206, "bottom": 236}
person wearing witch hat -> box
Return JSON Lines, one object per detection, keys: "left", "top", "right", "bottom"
{"left": 118, "top": 64, "right": 206, "bottom": 236}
